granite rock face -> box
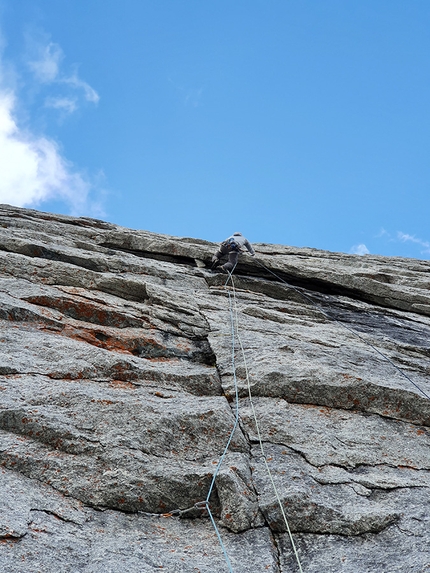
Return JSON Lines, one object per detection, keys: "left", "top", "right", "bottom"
{"left": 0, "top": 204, "right": 429, "bottom": 572}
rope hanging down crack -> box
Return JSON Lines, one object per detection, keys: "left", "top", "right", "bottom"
{"left": 197, "top": 266, "right": 241, "bottom": 573}
{"left": 228, "top": 271, "right": 304, "bottom": 573}
{"left": 139, "top": 267, "right": 241, "bottom": 573}
{"left": 141, "top": 253, "right": 426, "bottom": 572}
{"left": 140, "top": 263, "right": 305, "bottom": 572}
{"left": 191, "top": 265, "right": 304, "bottom": 573}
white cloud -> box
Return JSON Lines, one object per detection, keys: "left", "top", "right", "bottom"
{"left": 0, "top": 89, "right": 103, "bottom": 216}
{"left": 28, "top": 42, "right": 63, "bottom": 83}
{"left": 27, "top": 40, "right": 99, "bottom": 113}
{"left": 62, "top": 73, "right": 100, "bottom": 104}
{"left": 397, "top": 232, "right": 430, "bottom": 253}
{"left": 45, "top": 96, "right": 78, "bottom": 113}
{"left": 0, "top": 30, "right": 105, "bottom": 216}
{"left": 349, "top": 243, "right": 370, "bottom": 255}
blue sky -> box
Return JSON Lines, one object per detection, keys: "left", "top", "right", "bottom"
{"left": 1, "top": 1, "right": 430, "bottom": 259}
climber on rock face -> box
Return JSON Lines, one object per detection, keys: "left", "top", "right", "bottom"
{"left": 211, "top": 232, "right": 255, "bottom": 272}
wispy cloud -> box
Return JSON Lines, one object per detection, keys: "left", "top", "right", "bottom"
{"left": 0, "top": 32, "right": 105, "bottom": 217}
{"left": 45, "top": 96, "right": 78, "bottom": 113}
{"left": 28, "top": 42, "right": 63, "bottom": 83}
{"left": 62, "top": 72, "right": 100, "bottom": 104}
{"left": 184, "top": 87, "right": 204, "bottom": 107}
{"left": 397, "top": 232, "right": 430, "bottom": 254}
{"left": 349, "top": 243, "right": 370, "bottom": 255}
{"left": 168, "top": 77, "right": 205, "bottom": 107}
{"left": 27, "top": 38, "right": 99, "bottom": 113}
{"left": 375, "top": 227, "right": 389, "bottom": 238}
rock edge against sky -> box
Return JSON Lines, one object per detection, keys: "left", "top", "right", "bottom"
{"left": 0, "top": 204, "right": 428, "bottom": 572}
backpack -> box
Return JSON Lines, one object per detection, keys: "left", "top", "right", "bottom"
{"left": 222, "top": 237, "right": 240, "bottom": 252}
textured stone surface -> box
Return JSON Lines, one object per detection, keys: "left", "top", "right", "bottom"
{"left": 0, "top": 204, "right": 429, "bottom": 572}
{"left": 0, "top": 468, "right": 278, "bottom": 573}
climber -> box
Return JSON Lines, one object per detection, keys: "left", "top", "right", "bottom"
{"left": 211, "top": 232, "right": 255, "bottom": 272}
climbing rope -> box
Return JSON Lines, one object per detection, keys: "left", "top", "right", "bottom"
{"left": 228, "top": 272, "right": 304, "bottom": 573}
{"left": 140, "top": 267, "right": 241, "bottom": 572}
{"left": 192, "top": 263, "right": 305, "bottom": 573}
{"left": 194, "top": 264, "right": 305, "bottom": 573}
{"left": 140, "top": 266, "right": 242, "bottom": 573}
{"left": 143, "top": 252, "right": 428, "bottom": 572}
{"left": 199, "top": 266, "right": 241, "bottom": 573}
{"left": 253, "top": 257, "right": 430, "bottom": 401}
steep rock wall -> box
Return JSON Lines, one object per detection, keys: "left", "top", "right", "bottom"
{"left": 0, "top": 204, "right": 429, "bottom": 572}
